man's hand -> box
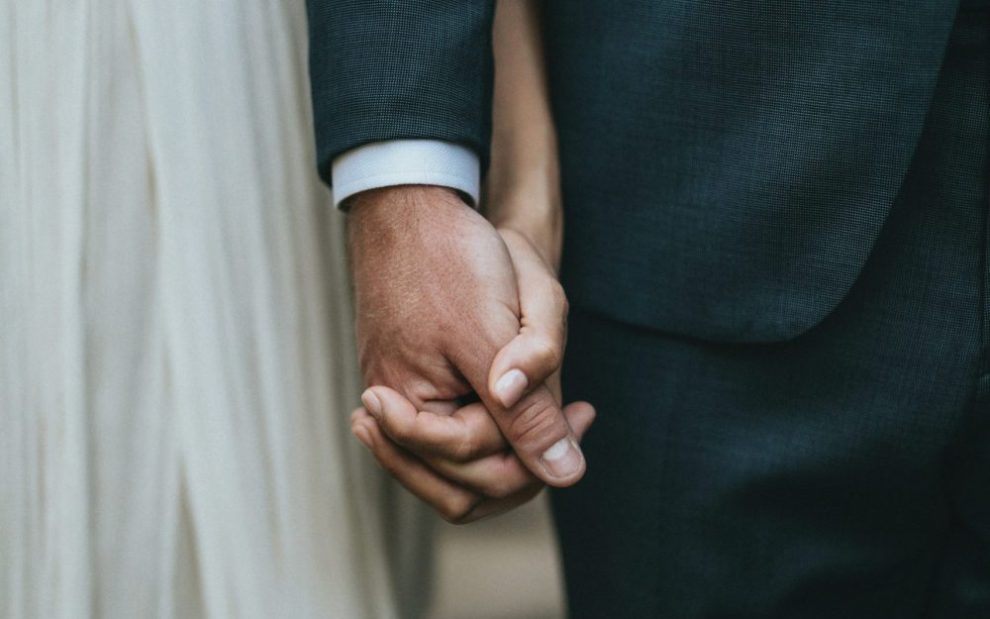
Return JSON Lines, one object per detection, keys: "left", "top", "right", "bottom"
{"left": 348, "top": 185, "right": 585, "bottom": 486}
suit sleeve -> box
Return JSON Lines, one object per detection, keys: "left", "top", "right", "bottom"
{"left": 306, "top": 0, "right": 496, "bottom": 187}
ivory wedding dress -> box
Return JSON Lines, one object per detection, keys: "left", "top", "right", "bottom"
{"left": 0, "top": 1, "right": 431, "bottom": 617}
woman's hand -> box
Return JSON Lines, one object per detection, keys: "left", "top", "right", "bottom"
{"left": 351, "top": 389, "right": 594, "bottom": 524}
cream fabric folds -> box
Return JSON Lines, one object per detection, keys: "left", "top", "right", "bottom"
{"left": 0, "top": 1, "right": 431, "bottom": 617}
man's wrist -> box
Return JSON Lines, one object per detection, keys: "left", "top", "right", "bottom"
{"left": 345, "top": 185, "right": 468, "bottom": 218}
{"left": 346, "top": 186, "right": 473, "bottom": 256}
{"left": 345, "top": 185, "right": 471, "bottom": 222}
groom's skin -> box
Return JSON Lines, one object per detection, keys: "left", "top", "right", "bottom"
{"left": 346, "top": 184, "right": 593, "bottom": 522}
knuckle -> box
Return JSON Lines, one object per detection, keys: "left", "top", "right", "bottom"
{"left": 506, "top": 398, "right": 564, "bottom": 450}
{"left": 438, "top": 493, "right": 478, "bottom": 524}
{"left": 550, "top": 280, "right": 568, "bottom": 311}
{"left": 480, "top": 474, "right": 512, "bottom": 500}
{"left": 530, "top": 336, "right": 562, "bottom": 372}
{"left": 450, "top": 435, "right": 479, "bottom": 462}
{"left": 549, "top": 282, "right": 570, "bottom": 332}
{"left": 484, "top": 476, "right": 524, "bottom": 500}
{"left": 386, "top": 417, "right": 413, "bottom": 443}
{"left": 445, "top": 511, "right": 473, "bottom": 525}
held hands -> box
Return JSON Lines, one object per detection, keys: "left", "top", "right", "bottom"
{"left": 347, "top": 185, "right": 592, "bottom": 523}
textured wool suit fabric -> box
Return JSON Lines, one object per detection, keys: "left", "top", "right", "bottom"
{"left": 307, "top": 1, "right": 990, "bottom": 617}
{"left": 556, "top": 7, "right": 990, "bottom": 615}
{"left": 311, "top": 0, "right": 964, "bottom": 342}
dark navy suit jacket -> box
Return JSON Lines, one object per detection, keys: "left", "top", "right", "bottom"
{"left": 307, "top": 0, "right": 962, "bottom": 342}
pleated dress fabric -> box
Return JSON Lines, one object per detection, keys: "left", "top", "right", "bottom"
{"left": 0, "top": 2, "right": 431, "bottom": 618}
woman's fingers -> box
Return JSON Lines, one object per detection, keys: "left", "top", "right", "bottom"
{"left": 352, "top": 402, "right": 596, "bottom": 524}
{"left": 459, "top": 484, "right": 545, "bottom": 523}
{"left": 351, "top": 409, "right": 483, "bottom": 523}
{"left": 361, "top": 386, "right": 508, "bottom": 460}
{"left": 489, "top": 229, "right": 569, "bottom": 409}
{"left": 426, "top": 451, "right": 537, "bottom": 499}
{"left": 352, "top": 409, "right": 537, "bottom": 524}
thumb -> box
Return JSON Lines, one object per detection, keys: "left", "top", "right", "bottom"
{"left": 448, "top": 229, "right": 583, "bottom": 487}
{"left": 474, "top": 369, "right": 587, "bottom": 487}
{"left": 449, "top": 329, "right": 586, "bottom": 487}
{"left": 514, "top": 385, "right": 587, "bottom": 485}
{"left": 488, "top": 229, "right": 568, "bottom": 408}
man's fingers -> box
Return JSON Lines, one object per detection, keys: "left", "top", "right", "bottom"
{"left": 562, "top": 401, "right": 596, "bottom": 441}
{"left": 489, "top": 230, "right": 568, "bottom": 409}
{"left": 507, "top": 384, "right": 588, "bottom": 486}
{"left": 350, "top": 409, "right": 483, "bottom": 523}
{"left": 425, "top": 401, "right": 596, "bottom": 497}
{"left": 361, "top": 386, "right": 508, "bottom": 460}
{"left": 451, "top": 336, "right": 590, "bottom": 488}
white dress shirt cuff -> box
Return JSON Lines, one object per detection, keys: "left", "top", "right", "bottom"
{"left": 331, "top": 139, "right": 480, "bottom": 209}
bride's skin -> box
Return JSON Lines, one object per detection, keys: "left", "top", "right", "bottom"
{"left": 485, "top": 1, "right": 563, "bottom": 270}
{"left": 351, "top": 1, "right": 595, "bottom": 523}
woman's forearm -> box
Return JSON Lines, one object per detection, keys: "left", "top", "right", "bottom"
{"left": 486, "top": 0, "right": 562, "bottom": 270}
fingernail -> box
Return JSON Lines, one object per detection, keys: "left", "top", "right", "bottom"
{"left": 352, "top": 424, "right": 372, "bottom": 449}
{"left": 540, "top": 437, "right": 584, "bottom": 480}
{"left": 494, "top": 369, "right": 528, "bottom": 407}
{"left": 361, "top": 390, "right": 382, "bottom": 418}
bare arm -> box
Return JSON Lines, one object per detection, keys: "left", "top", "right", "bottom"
{"left": 486, "top": 0, "right": 563, "bottom": 269}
